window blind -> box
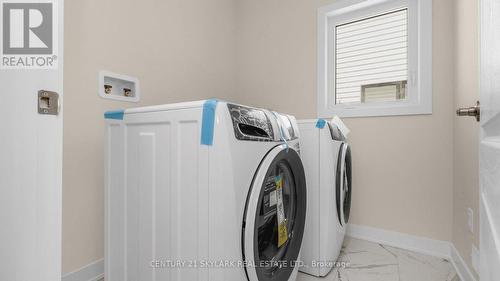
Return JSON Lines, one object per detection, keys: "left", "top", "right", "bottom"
{"left": 335, "top": 9, "right": 408, "bottom": 104}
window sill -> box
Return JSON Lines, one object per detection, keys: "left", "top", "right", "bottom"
{"left": 318, "top": 100, "right": 432, "bottom": 118}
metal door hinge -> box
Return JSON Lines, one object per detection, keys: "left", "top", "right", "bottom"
{"left": 38, "top": 90, "right": 59, "bottom": 115}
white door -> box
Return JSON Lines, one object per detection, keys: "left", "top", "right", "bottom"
{"left": 0, "top": 0, "right": 63, "bottom": 280}
{"left": 479, "top": 0, "right": 500, "bottom": 280}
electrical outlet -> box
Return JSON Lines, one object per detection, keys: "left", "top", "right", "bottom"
{"left": 467, "top": 208, "right": 474, "bottom": 233}
{"left": 472, "top": 245, "right": 479, "bottom": 274}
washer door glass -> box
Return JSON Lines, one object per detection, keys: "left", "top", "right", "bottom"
{"left": 243, "top": 147, "right": 306, "bottom": 281}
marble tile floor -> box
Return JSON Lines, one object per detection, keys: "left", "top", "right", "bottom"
{"left": 297, "top": 237, "right": 459, "bottom": 281}
{"left": 98, "top": 237, "right": 458, "bottom": 281}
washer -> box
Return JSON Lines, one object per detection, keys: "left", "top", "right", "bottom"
{"left": 105, "top": 100, "right": 307, "bottom": 281}
{"left": 297, "top": 119, "right": 352, "bottom": 277}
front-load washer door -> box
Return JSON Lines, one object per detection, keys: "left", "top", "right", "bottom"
{"left": 336, "top": 143, "right": 352, "bottom": 226}
{"left": 242, "top": 144, "right": 307, "bottom": 281}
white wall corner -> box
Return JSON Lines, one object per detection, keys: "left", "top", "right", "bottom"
{"left": 347, "top": 224, "right": 477, "bottom": 281}
{"left": 62, "top": 259, "right": 104, "bottom": 281}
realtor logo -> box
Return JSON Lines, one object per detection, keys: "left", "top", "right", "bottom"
{"left": 1, "top": 1, "right": 58, "bottom": 69}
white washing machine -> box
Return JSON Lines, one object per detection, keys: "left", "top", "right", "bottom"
{"left": 105, "top": 100, "right": 307, "bottom": 281}
{"left": 297, "top": 119, "right": 352, "bottom": 277}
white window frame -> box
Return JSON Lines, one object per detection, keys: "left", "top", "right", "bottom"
{"left": 317, "top": 0, "right": 432, "bottom": 118}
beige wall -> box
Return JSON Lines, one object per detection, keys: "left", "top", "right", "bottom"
{"left": 63, "top": 0, "right": 479, "bottom": 276}
{"left": 63, "top": 0, "right": 236, "bottom": 274}
{"left": 234, "top": 0, "right": 455, "bottom": 241}
{"left": 453, "top": 0, "right": 480, "bottom": 278}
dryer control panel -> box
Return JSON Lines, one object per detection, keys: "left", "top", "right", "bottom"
{"left": 328, "top": 123, "right": 347, "bottom": 142}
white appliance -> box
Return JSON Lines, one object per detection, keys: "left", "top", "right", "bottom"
{"left": 105, "top": 100, "right": 307, "bottom": 281}
{"left": 297, "top": 119, "right": 352, "bottom": 277}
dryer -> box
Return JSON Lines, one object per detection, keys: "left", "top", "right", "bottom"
{"left": 105, "top": 100, "right": 307, "bottom": 281}
{"left": 297, "top": 119, "right": 352, "bottom": 277}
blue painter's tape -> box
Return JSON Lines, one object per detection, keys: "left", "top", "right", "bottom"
{"left": 316, "top": 119, "right": 326, "bottom": 129}
{"left": 104, "top": 110, "right": 125, "bottom": 120}
{"left": 201, "top": 99, "right": 218, "bottom": 146}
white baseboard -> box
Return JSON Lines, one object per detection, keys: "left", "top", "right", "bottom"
{"left": 450, "top": 244, "right": 478, "bottom": 281}
{"left": 347, "top": 224, "right": 451, "bottom": 258}
{"left": 62, "top": 259, "right": 104, "bottom": 281}
{"left": 346, "top": 224, "right": 477, "bottom": 281}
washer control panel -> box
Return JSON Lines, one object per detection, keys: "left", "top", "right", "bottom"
{"left": 227, "top": 103, "right": 275, "bottom": 141}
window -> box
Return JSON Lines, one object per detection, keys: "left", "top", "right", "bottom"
{"left": 335, "top": 9, "right": 408, "bottom": 104}
{"left": 318, "top": 0, "right": 432, "bottom": 118}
